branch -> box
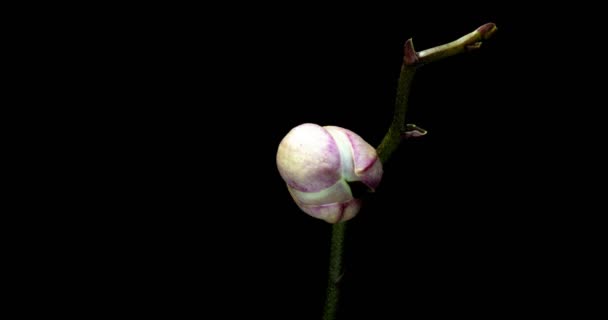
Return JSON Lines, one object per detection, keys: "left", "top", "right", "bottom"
{"left": 322, "top": 23, "right": 497, "bottom": 320}
{"left": 376, "top": 23, "right": 497, "bottom": 163}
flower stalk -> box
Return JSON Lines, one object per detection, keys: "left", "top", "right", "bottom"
{"left": 322, "top": 22, "right": 497, "bottom": 320}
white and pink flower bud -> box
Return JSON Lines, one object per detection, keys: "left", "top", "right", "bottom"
{"left": 276, "top": 123, "right": 383, "bottom": 223}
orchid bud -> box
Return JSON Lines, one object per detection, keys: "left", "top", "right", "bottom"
{"left": 276, "top": 123, "right": 383, "bottom": 223}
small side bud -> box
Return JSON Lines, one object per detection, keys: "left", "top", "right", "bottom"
{"left": 401, "top": 124, "right": 428, "bottom": 139}
{"left": 404, "top": 38, "right": 419, "bottom": 66}
{"left": 465, "top": 42, "right": 483, "bottom": 52}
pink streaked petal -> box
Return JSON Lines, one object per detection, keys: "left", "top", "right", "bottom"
{"left": 357, "top": 158, "right": 382, "bottom": 191}
{"left": 287, "top": 180, "right": 353, "bottom": 206}
{"left": 298, "top": 199, "right": 362, "bottom": 224}
{"left": 339, "top": 128, "right": 379, "bottom": 175}
{"left": 326, "top": 126, "right": 383, "bottom": 191}
{"left": 276, "top": 123, "right": 341, "bottom": 192}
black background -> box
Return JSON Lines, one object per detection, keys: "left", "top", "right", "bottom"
{"left": 43, "top": 4, "right": 601, "bottom": 319}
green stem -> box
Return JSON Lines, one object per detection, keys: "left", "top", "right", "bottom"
{"left": 322, "top": 23, "right": 496, "bottom": 319}
{"left": 376, "top": 62, "right": 417, "bottom": 163}
{"left": 322, "top": 222, "right": 345, "bottom": 320}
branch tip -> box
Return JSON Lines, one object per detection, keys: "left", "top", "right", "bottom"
{"left": 476, "top": 23, "right": 497, "bottom": 40}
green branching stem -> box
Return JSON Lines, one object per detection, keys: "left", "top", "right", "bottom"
{"left": 376, "top": 64, "right": 416, "bottom": 164}
{"left": 377, "top": 22, "right": 497, "bottom": 163}
{"left": 322, "top": 23, "right": 497, "bottom": 320}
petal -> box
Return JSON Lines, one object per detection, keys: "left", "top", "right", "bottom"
{"left": 276, "top": 123, "right": 341, "bottom": 192}
{"left": 324, "top": 126, "right": 383, "bottom": 191}
{"left": 287, "top": 179, "right": 352, "bottom": 206}
{"left": 297, "top": 198, "right": 362, "bottom": 224}
{"left": 358, "top": 159, "right": 382, "bottom": 191}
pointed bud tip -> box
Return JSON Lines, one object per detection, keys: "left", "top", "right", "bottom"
{"left": 477, "top": 23, "right": 497, "bottom": 40}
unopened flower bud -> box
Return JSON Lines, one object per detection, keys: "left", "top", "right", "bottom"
{"left": 276, "top": 123, "right": 383, "bottom": 223}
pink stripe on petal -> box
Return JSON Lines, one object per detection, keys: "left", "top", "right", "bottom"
{"left": 298, "top": 199, "right": 362, "bottom": 224}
